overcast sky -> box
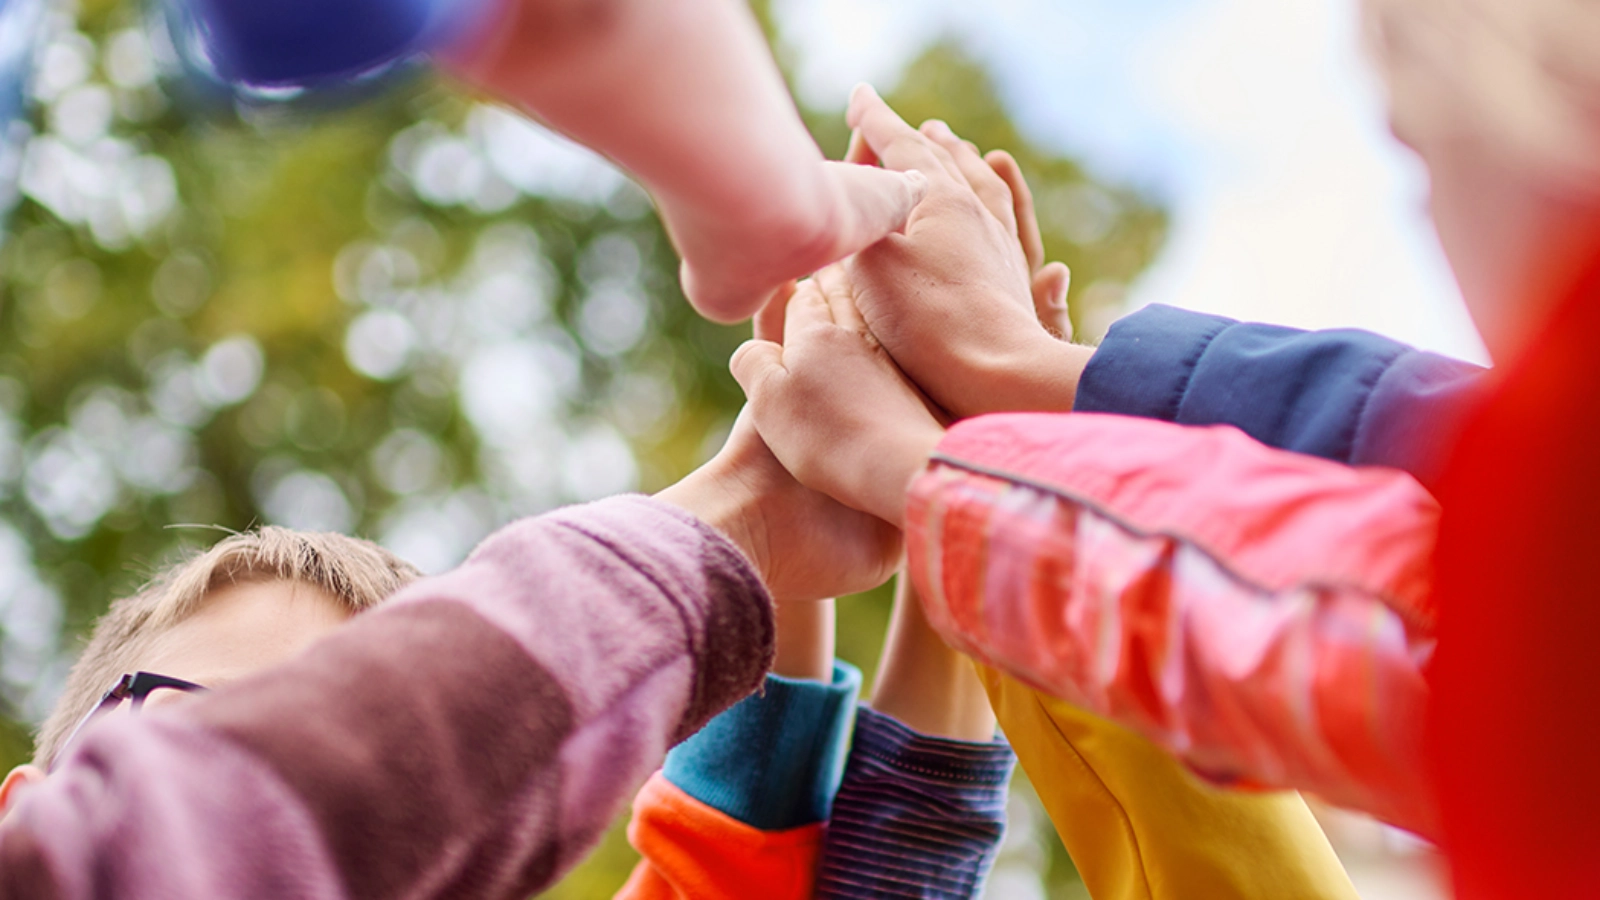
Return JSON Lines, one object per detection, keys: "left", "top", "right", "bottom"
{"left": 775, "top": 0, "right": 1490, "bottom": 364}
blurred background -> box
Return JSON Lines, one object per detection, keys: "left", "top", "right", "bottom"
{"left": 0, "top": 0, "right": 1457, "bottom": 896}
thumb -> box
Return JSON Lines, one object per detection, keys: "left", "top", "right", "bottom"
{"left": 822, "top": 161, "right": 928, "bottom": 254}
{"left": 729, "top": 339, "right": 786, "bottom": 400}
{"left": 1031, "top": 261, "right": 1073, "bottom": 341}
{"left": 753, "top": 281, "right": 797, "bottom": 344}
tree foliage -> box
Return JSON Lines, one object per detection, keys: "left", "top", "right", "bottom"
{"left": 0, "top": 1, "right": 1163, "bottom": 894}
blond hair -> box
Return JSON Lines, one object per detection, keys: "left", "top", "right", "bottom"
{"left": 1364, "top": 0, "right": 1600, "bottom": 197}
{"left": 33, "top": 527, "right": 421, "bottom": 767}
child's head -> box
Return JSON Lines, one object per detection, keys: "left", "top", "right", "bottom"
{"left": 20, "top": 527, "right": 420, "bottom": 776}
{"left": 1362, "top": 0, "right": 1600, "bottom": 356}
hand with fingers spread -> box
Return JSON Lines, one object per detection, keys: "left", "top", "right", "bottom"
{"left": 657, "top": 281, "right": 903, "bottom": 602}
{"left": 730, "top": 266, "right": 944, "bottom": 528}
{"left": 840, "top": 84, "right": 1094, "bottom": 418}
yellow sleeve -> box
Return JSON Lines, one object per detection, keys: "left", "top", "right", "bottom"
{"left": 977, "top": 666, "right": 1359, "bottom": 900}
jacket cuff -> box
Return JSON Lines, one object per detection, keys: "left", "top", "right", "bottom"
{"left": 1076, "top": 303, "right": 1230, "bottom": 420}
{"left": 664, "top": 662, "right": 861, "bottom": 831}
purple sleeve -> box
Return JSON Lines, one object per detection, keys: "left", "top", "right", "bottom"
{"left": 0, "top": 495, "right": 774, "bottom": 900}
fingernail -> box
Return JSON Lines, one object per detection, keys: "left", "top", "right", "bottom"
{"left": 927, "top": 119, "right": 953, "bottom": 137}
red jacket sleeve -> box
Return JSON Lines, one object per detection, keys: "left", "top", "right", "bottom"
{"left": 904, "top": 413, "right": 1440, "bottom": 835}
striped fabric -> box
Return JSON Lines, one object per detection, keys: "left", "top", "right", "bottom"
{"left": 817, "top": 706, "right": 1015, "bottom": 899}
{"left": 905, "top": 413, "right": 1441, "bottom": 836}
{"left": 0, "top": 496, "right": 774, "bottom": 900}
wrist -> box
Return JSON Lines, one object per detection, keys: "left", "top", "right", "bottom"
{"left": 772, "top": 598, "right": 835, "bottom": 681}
{"left": 864, "top": 425, "right": 942, "bottom": 528}
{"left": 978, "top": 335, "right": 1094, "bottom": 416}
{"left": 655, "top": 460, "right": 769, "bottom": 584}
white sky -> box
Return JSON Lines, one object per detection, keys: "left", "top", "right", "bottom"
{"left": 774, "top": 0, "right": 1490, "bottom": 364}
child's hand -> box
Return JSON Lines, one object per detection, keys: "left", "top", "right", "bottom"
{"left": 730, "top": 267, "right": 944, "bottom": 528}
{"left": 841, "top": 86, "right": 1091, "bottom": 418}
{"left": 662, "top": 409, "right": 903, "bottom": 602}
{"left": 980, "top": 148, "right": 1075, "bottom": 341}
{"left": 671, "top": 160, "right": 929, "bottom": 324}
{"left": 659, "top": 282, "right": 903, "bottom": 602}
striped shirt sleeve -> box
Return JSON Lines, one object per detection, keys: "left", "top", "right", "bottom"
{"left": 905, "top": 413, "right": 1440, "bottom": 836}
{"left": 816, "top": 706, "right": 1016, "bottom": 899}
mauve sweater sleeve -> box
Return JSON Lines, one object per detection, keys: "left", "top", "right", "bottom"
{"left": 0, "top": 495, "right": 775, "bottom": 900}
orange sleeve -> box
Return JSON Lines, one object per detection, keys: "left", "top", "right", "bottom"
{"left": 615, "top": 772, "right": 824, "bottom": 900}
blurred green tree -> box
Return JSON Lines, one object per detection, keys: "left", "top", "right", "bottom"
{"left": 0, "top": 1, "right": 1163, "bottom": 895}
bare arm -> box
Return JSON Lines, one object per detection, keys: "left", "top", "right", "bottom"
{"left": 868, "top": 574, "right": 994, "bottom": 741}
{"left": 444, "top": 0, "right": 924, "bottom": 322}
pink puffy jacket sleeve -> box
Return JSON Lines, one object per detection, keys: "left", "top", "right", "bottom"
{"left": 904, "top": 413, "right": 1440, "bottom": 836}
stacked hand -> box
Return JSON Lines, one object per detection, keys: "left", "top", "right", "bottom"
{"left": 657, "top": 283, "right": 903, "bottom": 603}
{"left": 841, "top": 85, "right": 1089, "bottom": 418}
{"left": 731, "top": 268, "right": 946, "bottom": 527}
{"left": 733, "top": 90, "right": 1094, "bottom": 529}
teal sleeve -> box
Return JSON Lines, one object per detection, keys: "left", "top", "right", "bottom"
{"left": 663, "top": 662, "right": 861, "bottom": 831}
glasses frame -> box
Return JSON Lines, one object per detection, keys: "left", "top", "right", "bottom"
{"left": 51, "top": 671, "right": 207, "bottom": 771}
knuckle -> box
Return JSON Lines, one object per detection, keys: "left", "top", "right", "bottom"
{"left": 884, "top": 131, "right": 930, "bottom": 157}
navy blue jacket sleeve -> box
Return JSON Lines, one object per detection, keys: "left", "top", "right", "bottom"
{"left": 1075, "top": 304, "right": 1487, "bottom": 490}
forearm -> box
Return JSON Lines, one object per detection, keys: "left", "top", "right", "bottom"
{"left": 868, "top": 574, "right": 994, "bottom": 741}
{"left": 976, "top": 336, "right": 1093, "bottom": 416}
{"left": 0, "top": 497, "right": 774, "bottom": 900}
{"left": 449, "top": 0, "right": 822, "bottom": 224}
{"left": 772, "top": 599, "right": 834, "bottom": 681}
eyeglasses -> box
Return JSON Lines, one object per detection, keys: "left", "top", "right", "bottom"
{"left": 51, "top": 671, "right": 207, "bottom": 771}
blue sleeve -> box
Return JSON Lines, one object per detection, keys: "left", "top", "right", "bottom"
{"left": 662, "top": 662, "right": 861, "bottom": 831}
{"left": 1076, "top": 304, "right": 1487, "bottom": 489}
{"left": 817, "top": 706, "right": 1016, "bottom": 900}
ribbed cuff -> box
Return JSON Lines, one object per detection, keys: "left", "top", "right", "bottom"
{"left": 816, "top": 706, "right": 1017, "bottom": 900}
{"left": 664, "top": 662, "right": 861, "bottom": 831}
{"left": 846, "top": 705, "right": 1015, "bottom": 789}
